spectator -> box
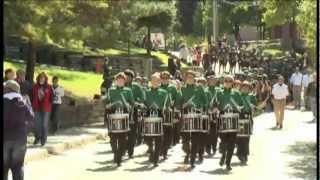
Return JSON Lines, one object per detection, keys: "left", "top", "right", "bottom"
{"left": 50, "top": 76, "right": 64, "bottom": 134}
{"left": 15, "top": 69, "right": 33, "bottom": 101}
{"left": 4, "top": 68, "right": 15, "bottom": 82}
{"left": 306, "top": 73, "right": 316, "bottom": 122}
{"left": 272, "top": 75, "right": 289, "bottom": 129}
{"left": 179, "top": 44, "right": 189, "bottom": 64}
{"left": 289, "top": 67, "right": 302, "bottom": 109}
{"left": 32, "top": 72, "right": 53, "bottom": 146}
{"left": 301, "top": 69, "right": 310, "bottom": 110}
{"left": 4, "top": 80, "right": 34, "bottom": 180}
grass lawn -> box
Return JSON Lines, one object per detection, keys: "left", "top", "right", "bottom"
{"left": 4, "top": 61, "right": 102, "bottom": 99}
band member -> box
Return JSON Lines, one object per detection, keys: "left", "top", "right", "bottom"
{"left": 181, "top": 70, "right": 208, "bottom": 168}
{"left": 144, "top": 73, "right": 170, "bottom": 166}
{"left": 104, "top": 72, "right": 134, "bottom": 166}
{"left": 160, "top": 71, "right": 181, "bottom": 158}
{"left": 196, "top": 77, "right": 210, "bottom": 162}
{"left": 124, "top": 69, "right": 146, "bottom": 158}
{"left": 134, "top": 76, "right": 146, "bottom": 146}
{"left": 236, "top": 81, "right": 257, "bottom": 165}
{"left": 217, "top": 75, "right": 243, "bottom": 171}
{"left": 205, "top": 74, "right": 221, "bottom": 156}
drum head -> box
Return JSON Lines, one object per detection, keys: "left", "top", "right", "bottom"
{"left": 109, "top": 113, "right": 129, "bottom": 119}
{"left": 144, "top": 117, "right": 162, "bottom": 122}
{"left": 183, "top": 113, "right": 200, "bottom": 119}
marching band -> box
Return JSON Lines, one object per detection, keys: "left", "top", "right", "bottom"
{"left": 103, "top": 68, "right": 267, "bottom": 170}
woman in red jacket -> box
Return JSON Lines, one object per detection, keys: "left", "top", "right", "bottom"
{"left": 32, "top": 72, "right": 53, "bottom": 146}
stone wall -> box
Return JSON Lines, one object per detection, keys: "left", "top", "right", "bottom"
{"left": 58, "top": 96, "right": 105, "bottom": 129}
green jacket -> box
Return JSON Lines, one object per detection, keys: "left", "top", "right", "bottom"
{"left": 145, "top": 87, "right": 170, "bottom": 110}
{"left": 181, "top": 84, "right": 208, "bottom": 109}
{"left": 161, "top": 84, "right": 181, "bottom": 108}
{"left": 125, "top": 82, "right": 146, "bottom": 103}
{"left": 240, "top": 92, "right": 257, "bottom": 113}
{"left": 105, "top": 86, "right": 134, "bottom": 110}
{"left": 217, "top": 88, "right": 243, "bottom": 112}
{"left": 207, "top": 85, "right": 221, "bottom": 108}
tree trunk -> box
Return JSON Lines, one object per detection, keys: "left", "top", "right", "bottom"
{"left": 147, "top": 25, "right": 151, "bottom": 56}
{"left": 127, "top": 38, "right": 130, "bottom": 56}
{"left": 26, "top": 40, "right": 36, "bottom": 83}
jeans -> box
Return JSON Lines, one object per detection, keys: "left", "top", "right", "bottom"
{"left": 34, "top": 111, "right": 50, "bottom": 145}
{"left": 50, "top": 104, "right": 61, "bottom": 134}
{"left": 3, "top": 141, "right": 27, "bottom": 180}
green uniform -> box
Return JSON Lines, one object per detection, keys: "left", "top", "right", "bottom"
{"left": 104, "top": 86, "right": 134, "bottom": 110}
{"left": 207, "top": 86, "right": 221, "bottom": 108}
{"left": 217, "top": 88, "right": 243, "bottom": 112}
{"left": 160, "top": 84, "right": 181, "bottom": 108}
{"left": 240, "top": 92, "right": 257, "bottom": 113}
{"left": 126, "top": 82, "right": 146, "bottom": 103}
{"left": 181, "top": 84, "right": 208, "bottom": 110}
{"left": 145, "top": 87, "right": 170, "bottom": 110}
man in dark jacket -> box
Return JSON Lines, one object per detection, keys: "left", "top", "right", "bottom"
{"left": 4, "top": 80, "right": 34, "bottom": 180}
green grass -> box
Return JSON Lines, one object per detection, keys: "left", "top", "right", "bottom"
{"left": 4, "top": 61, "right": 102, "bottom": 99}
{"left": 262, "top": 48, "right": 284, "bottom": 57}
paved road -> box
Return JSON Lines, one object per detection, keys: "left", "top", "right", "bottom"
{"left": 168, "top": 51, "right": 241, "bottom": 75}
{"left": 15, "top": 110, "right": 316, "bottom": 180}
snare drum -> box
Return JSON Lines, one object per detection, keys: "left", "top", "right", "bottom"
{"left": 237, "top": 113, "right": 252, "bottom": 137}
{"left": 173, "top": 110, "right": 181, "bottom": 123}
{"left": 181, "top": 113, "right": 202, "bottom": 132}
{"left": 163, "top": 110, "right": 173, "bottom": 126}
{"left": 108, "top": 113, "right": 130, "bottom": 133}
{"left": 201, "top": 114, "right": 210, "bottom": 133}
{"left": 218, "top": 112, "right": 239, "bottom": 133}
{"left": 208, "top": 110, "right": 219, "bottom": 124}
{"left": 142, "top": 117, "right": 163, "bottom": 136}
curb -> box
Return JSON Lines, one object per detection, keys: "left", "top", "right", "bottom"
{"left": 25, "top": 131, "right": 109, "bottom": 163}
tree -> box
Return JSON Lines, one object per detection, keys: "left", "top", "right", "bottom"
{"left": 134, "top": 1, "right": 175, "bottom": 55}
{"left": 176, "top": 0, "right": 198, "bottom": 35}
{"left": 296, "top": 0, "right": 316, "bottom": 66}
{"left": 260, "top": 0, "right": 302, "bottom": 49}
{"left": 4, "top": 1, "right": 110, "bottom": 81}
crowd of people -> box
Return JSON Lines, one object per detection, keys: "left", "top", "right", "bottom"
{"left": 100, "top": 59, "right": 316, "bottom": 171}
{"left": 4, "top": 69, "right": 64, "bottom": 180}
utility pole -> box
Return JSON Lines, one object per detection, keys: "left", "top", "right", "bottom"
{"left": 212, "top": 0, "right": 218, "bottom": 44}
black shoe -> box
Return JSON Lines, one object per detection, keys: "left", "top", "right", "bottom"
{"left": 279, "top": 124, "right": 283, "bottom": 129}
{"left": 226, "top": 165, "right": 232, "bottom": 171}
{"left": 117, "top": 162, "right": 121, "bottom": 167}
{"left": 33, "top": 139, "right": 39, "bottom": 145}
{"left": 198, "top": 156, "right": 203, "bottom": 163}
{"left": 184, "top": 156, "right": 189, "bottom": 164}
{"left": 190, "top": 164, "right": 195, "bottom": 169}
{"left": 40, "top": 142, "right": 46, "bottom": 146}
{"left": 219, "top": 158, "right": 224, "bottom": 166}
{"left": 153, "top": 163, "right": 158, "bottom": 167}
{"left": 163, "top": 155, "right": 167, "bottom": 160}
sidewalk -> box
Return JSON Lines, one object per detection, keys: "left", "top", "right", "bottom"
{"left": 25, "top": 122, "right": 108, "bottom": 164}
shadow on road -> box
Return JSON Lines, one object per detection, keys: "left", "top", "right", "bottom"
{"left": 124, "top": 164, "right": 158, "bottom": 172}
{"left": 268, "top": 127, "right": 280, "bottom": 131}
{"left": 161, "top": 165, "right": 194, "bottom": 173}
{"left": 96, "top": 150, "right": 112, "bottom": 155}
{"left": 95, "top": 159, "right": 114, "bottom": 165}
{"left": 283, "top": 141, "right": 316, "bottom": 180}
{"left": 200, "top": 168, "right": 231, "bottom": 175}
{"left": 86, "top": 165, "right": 119, "bottom": 172}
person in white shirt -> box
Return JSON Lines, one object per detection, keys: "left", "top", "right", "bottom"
{"left": 179, "top": 44, "right": 189, "bottom": 64}
{"left": 301, "top": 69, "right": 310, "bottom": 110}
{"left": 289, "top": 67, "right": 302, "bottom": 109}
{"left": 50, "top": 76, "right": 64, "bottom": 134}
{"left": 272, "top": 75, "right": 289, "bottom": 129}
